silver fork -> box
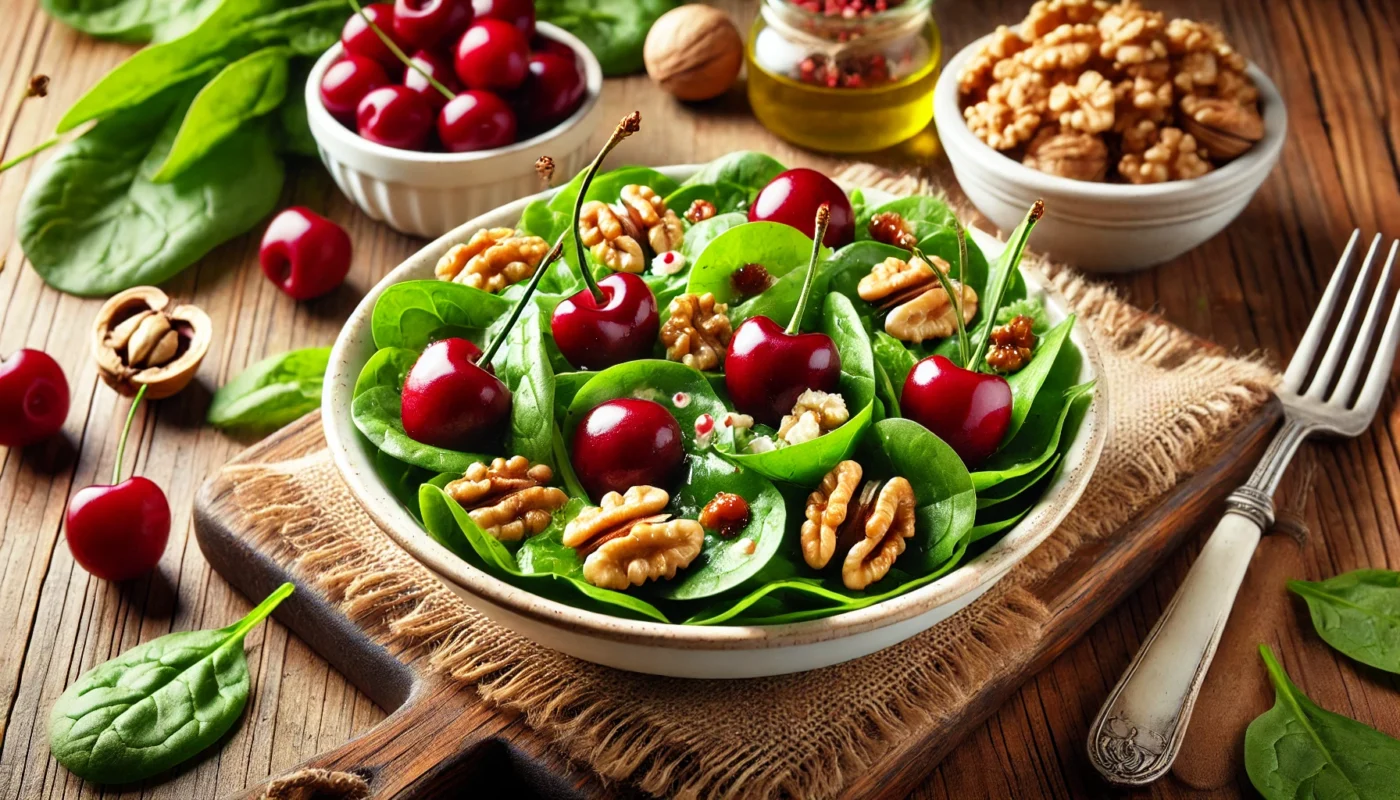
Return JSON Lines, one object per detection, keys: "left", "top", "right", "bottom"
{"left": 1087, "top": 231, "right": 1400, "bottom": 785}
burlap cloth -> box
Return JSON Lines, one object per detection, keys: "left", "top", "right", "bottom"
{"left": 229, "top": 167, "right": 1278, "bottom": 800}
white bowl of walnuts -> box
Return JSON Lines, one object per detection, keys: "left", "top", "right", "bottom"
{"left": 933, "top": 0, "right": 1286, "bottom": 272}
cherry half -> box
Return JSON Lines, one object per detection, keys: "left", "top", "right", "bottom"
{"left": 64, "top": 386, "right": 170, "bottom": 581}
{"left": 725, "top": 204, "right": 842, "bottom": 426}
{"left": 514, "top": 53, "right": 585, "bottom": 132}
{"left": 342, "top": 2, "right": 410, "bottom": 70}
{"left": 570, "top": 399, "right": 684, "bottom": 500}
{"left": 749, "top": 168, "right": 855, "bottom": 248}
{"left": 438, "top": 90, "right": 516, "bottom": 152}
{"left": 320, "top": 55, "right": 391, "bottom": 122}
{"left": 260, "top": 207, "right": 353, "bottom": 300}
{"left": 0, "top": 349, "right": 69, "bottom": 448}
{"left": 551, "top": 273, "right": 660, "bottom": 370}
{"left": 392, "top": 0, "right": 472, "bottom": 50}
{"left": 357, "top": 85, "right": 434, "bottom": 149}
{"left": 901, "top": 355, "right": 1011, "bottom": 467}
{"left": 454, "top": 18, "right": 529, "bottom": 92}
{"left": 400, "top": 338, "right": 509, "bottom": 450}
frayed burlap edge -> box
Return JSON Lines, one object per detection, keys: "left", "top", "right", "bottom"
{"left": 229, "top": 166, "right": 1277, "bottom": 800}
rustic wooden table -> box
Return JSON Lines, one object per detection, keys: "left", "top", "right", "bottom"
{"left": 0, "top": 1, "right": 1396, "bottom": 797}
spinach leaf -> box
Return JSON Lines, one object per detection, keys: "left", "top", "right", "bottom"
{"left": 864, "top": 418, "right": 977, "bottom": 570}
{"left": 564, "top": 359, "right": 732, "bottom": 453}
{"left": 352, "top": 387, "right": 494, "bottom": 473}
{"left": 686, "top": 221, "right": 825, "bottom": 310}
{"left": 352, "top": 346, "right": 416, "bottom": 397}
{"left": 655, "top": 453, "right": 788, "bottom": 601}
{"left": 969, "top": 507, "right": 1031, "bottom": 543}
{"left": 49, "top": 583, "right": 294, "bottom": 784}
{"left": 1289, "top": 570, "right": 1400, "bottom": 674}
{"left": 370, "top": 280, "right": 511, "bottom": 351}
{"left": 536, "top": 0, "right": 680, "bottom": 76}
{"left": 874, "top": 360, "right": 901, "bottom": 419}
{"left": 207, "top": 345, "right": 330, "bottom": 430}
{"left": 1245, "top": 644, "right": 1400, "bottom": 799}
{"left": 374, "top": 450, "right": 433, "bottom": 520}
{"left": 517, "top": 497, "right": 589, "bottom": 575}
{"left": 972, "top": 381, "right": 1094, "bottom": 492}
{"left": 582, "top": 166, "right": 679, "bottom": 205}
{"left": 872, "top": 331, "right": 917, "bottom": 389}
{"left": 519, "top": 198, "right": 567, "bottom": 243}
{"left": 719, "top": 294, "right": 876, "bottom": 486}
{"left": 666, "top": 182, "right": 750, "bottom": 216}
{"left": 550, "top": 423, "right": 589, "bottom": 500}
{"left": 996, "top": 297, "right": 1052, "bottom": 333}
{"left": 494, "top": 310, "right": 556, "bottom": 468}
{"left": 42, "top": 0, "right": 223, "bottom": 42}
{"left": 680, "top": 211, "right": 746, "bottom": 263}
{"left": 419, "top": 484, "right": 670, "bottom": 621}
{"left": 856, "top": 196, "right": 956, "bottom": 245}
{"left": 153, "top": 46, "right": 289, "bottom": 182}
{"left": 680, "top": 151, "right": 788, "bottom": 194}
{"left": 19, "top": 85, "right": 284, "bottom": 297}
{"left": 976, "top": 453, "right": 1061, "bottom": 509}
{"left": 1002, "top": 315, "right": 1075, "bottom": 442}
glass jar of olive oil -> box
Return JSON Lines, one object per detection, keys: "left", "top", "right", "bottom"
{"left": 747, "top": 0, "right": 941, "bottom": 153}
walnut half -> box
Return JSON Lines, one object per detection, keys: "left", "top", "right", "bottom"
{"left": 564, "top": 485, "right": 704, "bottom": 590}
{"left": 802, "top": 462, "right": 917, "bottom": 590}
{"left": 434, "top": 228, "right": 549, "bottom": 293}
{"left": 446, "top": 456, "right": 568, "bottom": 541}
{"left": 660, "top": 292, "right": 732, "bottom": 371}
{"left": 93, "top": 286, "right": 212, "bottom": 399}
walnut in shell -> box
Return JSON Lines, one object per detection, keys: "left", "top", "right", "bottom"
{"left": 1179, "top": 93, "right": 1264, "bottom": 161}
{"left": 643, "top": 4, "right": 743, "bottom": 102}
{"left": 93, "top": 287, "right": 211, "bottom": 399}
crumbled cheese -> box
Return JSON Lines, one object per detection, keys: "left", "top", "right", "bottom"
{"left": 651, "top": 250, "right": 686, "bottom": 276}
{"left": 746, "top": 435, "right": 778, "bottom": 454}
{"left": 719, "top": 412, "right": 754, "bottom": 431}
{"left": 737, "top": 538, "right": 756, "bottom": 556}
{"left": 779, "top": 411, "right": 823, "bottom": 446}
{"left": 672, "top": 391, "right": 691, "bottom": 408}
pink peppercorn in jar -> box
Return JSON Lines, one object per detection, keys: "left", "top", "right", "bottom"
{"left": 747, "top": 0, "right": 941, "bottom": 152}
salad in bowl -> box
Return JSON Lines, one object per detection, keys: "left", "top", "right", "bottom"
{"left": 326, "top": 112, "right": 1103, "bottom": 676}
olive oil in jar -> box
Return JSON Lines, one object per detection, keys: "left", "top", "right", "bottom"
{"left": 747, "top": 0, "right": 941, "bottom": 153}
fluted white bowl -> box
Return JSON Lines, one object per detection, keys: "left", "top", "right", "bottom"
{"left": 305, "top": 24, "right": 603, "bottom": 238}
{"left": 934, "top": 31, "right": 1286, "bottom": 272}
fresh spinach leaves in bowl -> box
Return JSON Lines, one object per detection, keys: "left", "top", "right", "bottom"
{"left": 346, "top": 149, "right": 1094, "bottom": 627}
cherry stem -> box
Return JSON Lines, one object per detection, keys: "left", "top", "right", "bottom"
{"left": 345, "top": 0, "right": 456, "bottom": 101}
{"left": 786, "top": 203, "right": 830, "bottom": 335}
{"left": 478, "top": 235, "right": 567, "bottom": 366}
{"left": 0, "top": 136, "right": 58, "bottom": 174}
{"left": 570, "top": 111, "right": 641, "bottom": 305}
{"left": 112, "top": 384, "right": 148, "bottom": 485}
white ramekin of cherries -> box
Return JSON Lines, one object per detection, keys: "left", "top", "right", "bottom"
{"left": 304, "top": 0, "right": 603, "bottom": 238}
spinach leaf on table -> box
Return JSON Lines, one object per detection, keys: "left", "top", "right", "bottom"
{"left": 18, "top": 84, "right": 283, "bottom": 297}
{"left": 680, "top": 151, "right": 788, "bottom": 194}
{"left": 207, "top": 345, "right": 330, "bottom": 430}
{"left": 153, "top": 46, "right": 290, "bottom": 182}
{"left": 419, "top": 484, "right": 670, "bottom": 621}
{"left": 1245, "top": 644, "right": 1400, "bottom": 800}
{"left": 1289, "top": 569, "right": 1400, "bottom": 674}
{"left": 42, "top": 0, "right": 223, "bottom": 42}
{"left": 49, "top": 583, "right": 294, "bottom": 784}
{"left": 536, "top": 0, "right": 680, "bottom": 76}
{"left": 370, "top": 280, "right": 511, "bottom": 351}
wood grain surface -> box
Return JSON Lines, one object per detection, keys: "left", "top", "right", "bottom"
{"left": 0, "top": 1, "right": 1396, "bottom": 798}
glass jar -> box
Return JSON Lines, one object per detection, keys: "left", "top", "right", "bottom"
{"left": 747, "top": 0, "right": 942, "bottom": 153}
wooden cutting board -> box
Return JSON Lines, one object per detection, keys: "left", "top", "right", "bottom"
{"left": 192, "top": 403, "right": 1280, "bottom": 799}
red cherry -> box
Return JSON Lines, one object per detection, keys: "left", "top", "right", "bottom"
{"left": 471, "top": 0, "right": 533, "bottom": 36}
{"left": 724, "top": 315, "right": 841, "bottom": 426}
{"left": 454, "top": 19, "right": 529, "bottom": 92}
{"left": 0, "top": 349, "right": 69, "bottom": 448}
{"left": 531, "top": 34, "right": 576, "bottom": 61}
{"left": 342, "top": 3, "right": 410, "bottom": 70}
{"left": 393, "top": 0, "right": 472, "bottom": 49}
{"left": 550, "top": 273, "right": 660, "bottom": 371}
{"left": 403, "top": 49, "right": 461, "bottom": 112}
{"left": 401, "top": 338, "right": 510, "bottom": 450}
{"left": 570, "top": 399, "right": 684, "bottom": 499}
{"left": 437, "top": 90, "right": 516, "bottom": 151}
{"left": 259, "top": 207, "right": 354, "bottom": 301}
{"left": 65, "top": 477, "right": 170, "bottom": 581}
{"left": 357, "top": 85, "right": 434, "bottom": 149}
{"left": 901, "top": 355, "right": 1012, "bottom": 466}
{"left": 749, "top": 168, "right": 855, "bottom": 248}
{"left": 320, "top": 55, "right": 391, "bottom": 122}
{"left": 514, "top": 53, "right": 585, "bottom": 131}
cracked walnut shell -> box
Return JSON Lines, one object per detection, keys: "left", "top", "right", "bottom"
{"left": 579, "top": 201, "right": 647, "bottom": 273}
{"left": 1179, "top": 94, "right": 1264, "bottom": 160}
{"left": 446, "top": 456, "right": 568, "bottom": 541}
{"left": 435, "top": 228, "right": 549, "bottom": 293}
{"left": 1023, "top": 127, "right": 1109, "bottom": 181}
{"left": 661, "top": 292, "right": 731, "bottom": 371}
{"left": 886, "top": 282, "right": 979, "bottom": 344}
{"left": 843, "top": 476, "right": 916, "bottom": 591}
{"left": 801, "top": 460, "right": 862, "bottom": 570}
{"left": 93, "top": 286, "right": 211, "bottom": 399}
{"left": 582, "top": 518, "right": 704, "bottom": 590}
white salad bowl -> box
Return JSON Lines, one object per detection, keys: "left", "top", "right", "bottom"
{"left": 324, "top": 165, "right": 1108, "bottom": 678}
{"left": 305, "top": 23, "right": 604, "bottom": 238}
{"left": 934, "top": 30, "right": 1286, "bottom": 273}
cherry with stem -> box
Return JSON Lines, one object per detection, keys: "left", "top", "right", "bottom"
{"left": 569, "top": 111, "right": 642, "bottom": 305}
{"left": 785, "top": 202, "right": 831, "bottom": 336}
{"left": 346, "top": 0, "right": 456, "bottom": 101}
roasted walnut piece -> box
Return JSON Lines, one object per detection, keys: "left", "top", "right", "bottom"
{"left": 730, "top": 263, "right": 774, "bottom": 298}
{"left": 446, "top": 456, "right": 568, "bottom": 541}
{"left": 661, "top": 292, "right": 732, "bottom": 371}
{"left": 965, "top": 71, "right": 1046, "bottom": 150}
{"left": 620, "top": 184, "right": 685, "bottom": 254}
{"left": 93, "top": 286, "right": 212, "bottom": 399}
{"left": 583, "top": 518, "right": 705, "bottom": 590}
{"left": 1050, "top": 70, "right": 1115, "bottom": 134}
{"left": 887, "top": 282, "right": 979, "bottom": 344}
{"left": 699, "top": 492, "right": 750, "bottom": 538}
{"left": 564, "top": 485, "right": 670, "bottom": 553}
{"left": 1097, "top": 0, "right": 1168, "bottom": 67}
{"left": 685, "top": 199, "right": 717, "bottom": 224}
{"left": 801, "top": 460, "right": 862, "bottom": 569}
{"left": 778, "top": 389, "right": 849, "bottom": 446}
{"left": 1023, "top": 127, "right": 1109, "bottom": 181}
{"left": 987, "top": 314, "right": 1039, "bottom": 373}
{"left": 434, "top": 228, "right": 549, "bottom": 292}
{"left": 1020, "top": 23, "right": 1100, "bottom": 72}
{"left": 1023, "top": 0, "right": 1109, "bottom": 40}
{"left": 867, "top": 211, "right": 913, "bottom": 247}
{"left": 1119, "top": 126, "right": 1211, "bottom": 183}
{"left": 843, "top": 477, "right": 916, "bottom": 591}
{"left": 579, "top": 201, "right": 647, "bottom": 273}
{"left": 959, "top": 25, "right": 1028, "bottom": 100}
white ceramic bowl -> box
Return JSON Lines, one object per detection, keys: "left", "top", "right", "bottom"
{"left": 934, "top": 32, "right": 1286, "bottom": 272}
{"left": 305, "top": 24, "right": 604, "bottom": 238}
{"left": 323, "top": 166, "right": 1108, "bottom": 678}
